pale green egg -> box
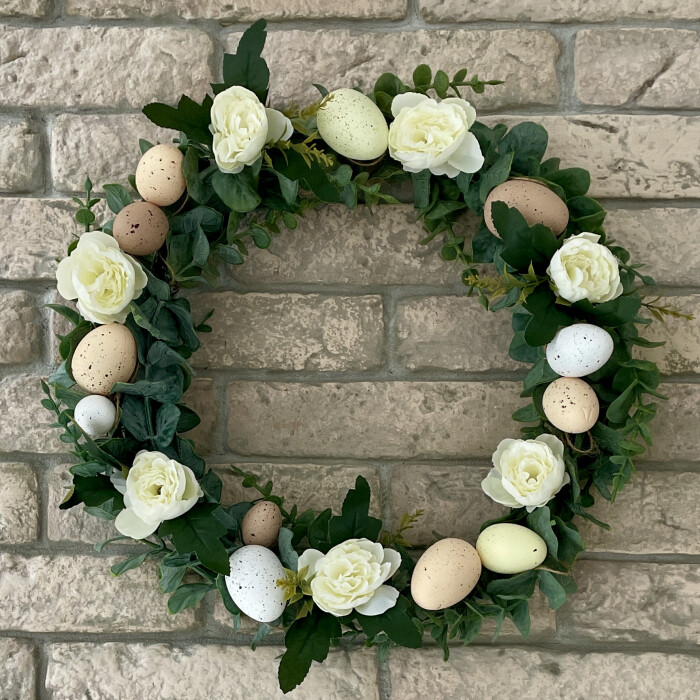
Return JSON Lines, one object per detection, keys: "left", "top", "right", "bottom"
{"left": 476, "top": 523, "right": 547, "bottom": 574}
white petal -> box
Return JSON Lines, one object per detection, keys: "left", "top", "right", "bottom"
{"left": 382, "top": 548, "right": 402, "bottom": 579}
{"left": 390, "top": 91, "right": 430, "bottom": 118}
{"left": 55, "top": 257, "right": 77, "bottom": 301}
{"left": 265, "top": 108, "right": 293, "bottom": 143}
{"left": 297, "top": 549, "right": 324, "bottom": 577}
{"left": 115, "top": 508, "right": 159, "bottom": 539}
{"left": 481, "top": 473, "right": 521, "bottom": 508}
{"left": 535, "top": 433, "right": 565, "bottom": 460}
{"left": 429, "top": 161, "right": 461, "bottom": 178}
{"left": 355, "top": 585, "right": 399, "bottom": 616}
{"left": 446, "top": 131, "right": 484, "bottom": 175}
{"left": 441, "top": 97, "right": 477, "bottom": 128}
{"left": 492, "top": 439, "right": 515, "bottom": 469}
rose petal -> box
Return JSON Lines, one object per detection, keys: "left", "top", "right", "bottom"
{"left": 441, "top": 97, "right": 477, "bottom": 128}
{"left": 382, "top": 548, "right": 402, "bottom": 579}
{"left": 297, "top": 549, "right": 324, "bottom": 577}
{"left": 354, "top": 585, "right": 399, "bottom": 616}
{"left": 481, "top": 470, "right": 521, "bottom": 508}
{"left": 114, "top": 507, "right": 159, "bottom": 540}
{"left": 446, "top": 131, "right": 484, "bottom": 175}
{"left": 390, "top": 91, "right": 430, "bottom": 118}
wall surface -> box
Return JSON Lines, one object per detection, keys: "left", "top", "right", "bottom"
{"left": 1, "top": 1, "right": 699, "bottom": 698}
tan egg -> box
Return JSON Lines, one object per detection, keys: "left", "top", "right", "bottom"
{"left": 135, "top": 144, "right": 186, "bottom": 206}
{"left": 71, "top": 324, "right": 138, "bottom": 396}
{"left": 542, "top": 377, "right": 599, "bottom": 434}
{"left": 241, "top": 501, "right": 283, "bottom": 548}
{"left": 113, "top": 201, "right": 169, "bottom": 256}
{"left": 411, "top": 538, "right": 482, "bottom": 611}
{"left": 484, "top": 178, "right": 569, "bottom": 237}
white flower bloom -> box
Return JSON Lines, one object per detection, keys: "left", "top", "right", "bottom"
{"left": 210, "top": 85, "right": 292, "bottom": 174}
{"left": 298, "top": 538, "right": 401, "bottom": 617}
{"left": 115, "top": 450, "right": 203, "bottom": 539}
{"left": 547, "top": 232, "right": 623, "bottom": 304}
{"left": 482, "top": 434, "right": 570, "bottom": 513}
{"left": 56, "top": 231, "right": 147, "bottom": 325}
{"left": 388, "top": 92, "right": 484, "bottom": 178}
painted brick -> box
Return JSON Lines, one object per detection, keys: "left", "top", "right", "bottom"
{"left": 183, "top": 378, "right": 218, "bottom": 455}
{"left": 647, "top": 383, "right": 700, "bottom": 462}
{"left": 0, "top": 463, "right": 39, "bottom": 543}
{"left": 0, "top": 291, "right": 42, "bottom": 364}
{"left": 0, "top": 120, "right": 42, "bottom": 192}
{"left": 0, "top": 639, "right": 36, "bottom": 700}
{"left": 0, "top": 0, "right": 49, "bottom": 16}
{"left": 190, "top": 293, "right": 384, "bottom": 371}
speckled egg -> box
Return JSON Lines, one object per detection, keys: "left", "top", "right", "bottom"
{"left": 113, "top": 201, "right": 169, "bottom": 256}
{"left": 135, "top": 144, "right": 186, "bottom": 206}
{"left": 476, "top": 524, "right": 547, "bottom": 575}
{"left": 225, "top": 545, "right": 287, "bottom": 623}
{"left": 542, "top": 377, "right": 599, "bottom": 434}
{"left": 73, "top": 395, "right": 117, "bottom": 438}
{"left": 241, "top": 501, "right": 283, "bottom": 548}
{"left": 71, "top": 324, "right": 137, "bottom": 396}
{"left": 546, "top": 324, "right": 615, "bottom": 378}
{"left": 316, "top": 88, "right": 389, "bottom": 161}
{"left": 484, "top": 179, "right": 569, "bottom": 237}
{"left": 411, "top": 538, "right": 482, "bottom": 611}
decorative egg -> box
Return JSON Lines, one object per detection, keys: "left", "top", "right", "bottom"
{"left": 241, "top": 501, "right": 283, "bottom": 548}
{"left": 316, "top": 88, "right": 389, "bottom": 161}
{"left": 542, "top": 377, "right": 599, "bottom": 434}
{"left": 411, "top": 538, "right": 482, "bottom": 611}
{"left": 484, "top": 179, "right": 569, "bottom": 237}
{"left": 73, "top": 395, "right": 117, "bottom": 438}
{"left": 225, "top": 545, "right": 287, "bottom": 623}
{"left": 71, "top": 324, "right": 137, "bottom": 396}
{"left": 112, "top": 201, "right": 169, "bottom": 256}
{"left": 135, "top": 144, "right": 186, "bottom": 206}
{"left": 546, "top": 324, "right": 614, "bottom": 378}
{"left": 476, "top": 523, "right": 547, "bottom": 575}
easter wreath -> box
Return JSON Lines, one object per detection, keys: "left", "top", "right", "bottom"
{"left": 41, "top": 20, "right": 684, "bottom": 693}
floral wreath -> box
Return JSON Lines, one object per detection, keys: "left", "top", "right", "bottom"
{"left": 42, "top": 20, "right": 684, "bottom": 694}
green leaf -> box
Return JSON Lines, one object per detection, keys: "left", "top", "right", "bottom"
{"left": 113, "top": 375, "right": 183, "bottom": 404}
{"left": 158, "top": 562, "right": 187, "bottom": 593}
{"left": 155, "top": 403, "right": 181, "bottom": 449}
{"left": 512, "top": 404, "right": 540, "bottom": 423}
{"left": 433, "top": 69, "right": 450, "bottom": 98}
{"left": 168, "top": 582, "right": 213, "bottom": 614}
{"left": 525, "top": 506, "right": 558, "bottom": 558}
{"left": 411, "top": 170, "right": 431, "bottom": 209}
{"left": 217, "top": 19, "right": 270, "bottom": 101}
{"left": 46, "top": 303, "right": 81, "bottom": 326}
{"left": 60, "top": 475, "right": 120, "bottom": 510}
{"left": 328, "top": 476, "right": 382, "bottom": 545}
{"left": 355, "top": 598, "right": 422, "bottom": 648}
{"left": 553, "top": 517, "right": 585, "bottom": 564}
{"left": 212, "top": 170, "right": 261, "bottom": 213}
{"left": 413, "top": 64, "right": 432, "bottom": 89}
{"left": 537, "top": 570, "right": 568, "bottom": 609}
{"left": 216, "top": 573, "right": 242, "bottom": 620}
{"left": 509, "top": 599, "right": 531, "bottom": 637}
{"left": 523, "top": 285, "right": 573, "bottom": 347}
{"left": 478, "top": 152, "right": 514, "bottom": 202}
{"left": 278, "top": 612, "right": 341, "bottom": 694}
{"left": 182, "top": 147, "right": 210, "bottom": 204}
{"left": 308, "top": 508, "right": 333, "bottom": 552}
{"left": 215, "top": 244, "right": 244, "bottom": 265}
{"left": 103, "top": 184, "right": 133, "bottom": 214}
{"left": 544, "top": 168, "right": 590, "bottom": 198}
{"left": 120, "top": 394, "right": 151, "bottom": 442}
{"left": 159, "top": 504, "right": 230, "bottom": 575}
{"left": 487, "top": 571, "right": 538, "bottom": 601}
{"left": 277, "top": 527, "right": 298, "bottom": 570}
{"left": 275, "top": 170, "right": 299, "bottom": 205}
{"left": 500, "top": 122, "right": 548, "bottom": 175}
{"left": 143, "top": 95, "right": 214, "bottom": 145}
{"left": 110, "top": 552, "right": 149, "bottom": 577}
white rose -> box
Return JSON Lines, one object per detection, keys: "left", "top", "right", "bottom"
{"left": 481, "top": 434, "right": 570, "bottom": 512}
{"left": 115, "top": 450, "right": 203, "bottom": 539}
{"left": 298, "top": 538, "right": 401, "bottom": 617}
{"left": 210, "top": 85, "right": 293, "bottom": 174}
{"left": 388, "top": 92, "right": 484, "bottom": 178}
{"left": 56, "top": 230, "right": 147, "bottom": 325}
{"left": 547, "top": 232, "right": 623, "bottom": 304}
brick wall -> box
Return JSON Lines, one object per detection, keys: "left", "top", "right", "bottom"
{"left": 1, "top": 2, "right": 699, "bottom": 698}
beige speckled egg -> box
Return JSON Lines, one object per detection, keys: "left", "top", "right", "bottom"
{"left": 241, "top": 501, "right": 283, "bottom": 548}
{"left": 476, "top": 524, "right": 547, "bottom": 575}
{"left": 71, "top": 324, "right": 137, "bottom": 396}
{"left": 316, "top": 89, "right": 389, "bottom": 161}
{"left": 484, "top": 178, "right": 569, "bottom": 237}
{"left": 135, "top": 144, "right": 186, "bottom": 206}
{"left": 113, "top": 201, "right": 169, "bottom": 256}
{"left": 411, "top": 538, "right": 482, "bottom": 611}
{"left": 542, "top": 377, "right": 599, "bottom": 434}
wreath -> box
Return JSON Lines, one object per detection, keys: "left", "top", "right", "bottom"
{"left": 41, "top": 19, "right": 683, "bottom": 694}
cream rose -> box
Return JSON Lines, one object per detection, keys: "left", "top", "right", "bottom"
{"left": 210, "top": 85, "right": 292, "bottom": 174}
{"left": 115, "top": 450, "right": 203, "bottom": 539}
{"left": 56, "top": 231, "right": 147, "bottom": 325}
{"left": 547, "top": 232, "right": 623, "bottom": 304}
{"left": 297, "top": 539, "right": 401, "bottom": 617}
{"left": 482, "top": 434, "right": 570, "bottom": 512}
{"left": 388, "top": 92, "right": 484, "bottom": 178}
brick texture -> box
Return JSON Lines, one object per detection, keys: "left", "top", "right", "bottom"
{"left": 0, "top": 463, "right": 39, "bottom": 543}
{"left": 0, "top": 291, "right": 41, "bottom": 364}
{"left": 0, "top": 638, "right": 36, "bottom": 700}
{"left": 0, "top": 120, "right": 42, "bottom": 192}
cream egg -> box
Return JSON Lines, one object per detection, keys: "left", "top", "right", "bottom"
{"left": 411, "top": 538, "right": 482, "bottom": 611}
{"left": 543, "top": 377, "right": 599, "bottom": 434}
{"left": 546, "top": 324, "right": 614, "bottom": 378}
{"left": 135, "top": 144, "right": 186, "bottom": 207}
{"left": 484, "top": 179, "right": 569, "bottom": 237}
{"left": 73, "top": 395, "right": 117, "bottom": 438}
{"left": 316, "top": 88, "right": 389, "bottom": 161}
{"left": 225, "top": 545, "right": 287, "bottom": 623}
{"left": 241, "top": 501, "right": 283, "bottom": 548}
{"left": 476, "top": 523, "right": 547, "bottom": 575}
{"left": 113, "top": 201, "right": 169, "bottom": 256}
{"left": 71, "top": 324, "right": 138, "bottom": 396}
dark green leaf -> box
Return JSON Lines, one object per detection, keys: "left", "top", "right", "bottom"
{"left": 537, "top": 570, "right": 568, "bottom": 609}
{"left": 523, "top": 285, "right": 573, "bottom": 347}
{"left": 525, "top": 506, "right": 558, "bottom": 557}
{"left": 217, "top": 19, "right": 270, "bottom": 101}
{"left": 500, "top": 122, "right": 548, "bottom": 175}
{"left": 110, "top": 552, "right": 149, "bottom": 576}
{"left": 143, "top": 95, "right": 214, "bottom": 145}
{"left": 212, "top": 170, "right": 261, "bottom": 213}
{"left": 328, "top": 476, "right": 382, "bottom": 545}
{"left": 103, "top": 184, "right": 133, "bottom": 214}
{"left": 355, "top": 598, "right": 422, "bottom": 648}
{"left": 155, "top": 403, "right": 181, "bottom": 449}
{"left": 168, "top": 582, "right": 213, "bottom": 614}
{"left": 158, "top": 562, "right": 187, "bottom": 593}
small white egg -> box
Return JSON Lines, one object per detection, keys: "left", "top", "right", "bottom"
{"left": 73, "top": 395, "right": 117, "bottom": 438}
{"left": 546, "top": 324, "right": 614, "bottom": 378}
{"left": 225, "top": 545, "right": 286, "bottom": 623}
{"left": 476, "top": 523, "right": 547, "bottom": 575}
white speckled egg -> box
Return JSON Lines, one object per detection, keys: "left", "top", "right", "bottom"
{"left": 135, "top": 144, "right": 186, "bottom": 206}
{"left": 71, "top": 324, "right": 138, "bottom": 396}
{"left": 316, "top": 89, "right": 389, "bottom": 161}
{"left": 113, "top": 201, "right": 169, "bottom": 256}
{"left": 476, "top": 523, "right": 547, "bottom": 575}
{"left": 546, "top": 324, "right": 614, "bottom": 378}
{"left": 225, "top": 545, "right": 286, "bottom": 623}
{"left": 484, "top": 178, "right": 569, "bottom": 237}
{"left": 543, "top": 377, "right": 599, "bottom": 434}
{"left": 411, "top": 538, "right": 482, "bottom": 611}
{"left": 241, "top": 501, "right": 283, "bottom": 548}
{"left": 73, "top": 395, "right": 117, "bottom": 438}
